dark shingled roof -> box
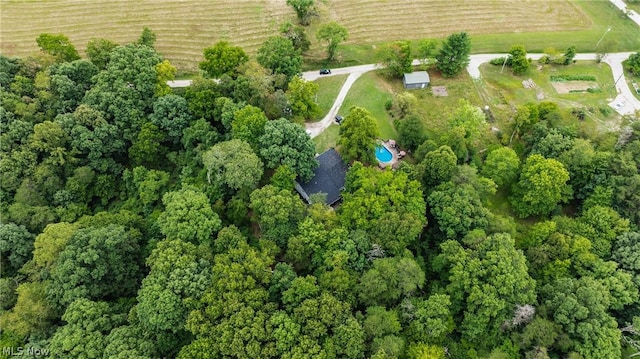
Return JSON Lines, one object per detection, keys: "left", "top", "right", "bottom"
{"left": 295, "top": 148, "right": 349, "bottom": 205}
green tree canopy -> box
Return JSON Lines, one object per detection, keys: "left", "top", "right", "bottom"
{"left": 427, "top": 182, "right": 490, "bottom": 239}
{"left": 250, "top": 185, "right": 306, "bottom": 247}
{"left": 286, "top": 76, "right": 321, "bottom": 121}
{"left": 149, "top": 94, "right": 192, "bottom": 144}
{"left": 257, "top": 36, "right": 302, "bottom": 81}
{"left": 48, "top": 298, "right": 127, "bottom": 359}
{"left": 358, "top": 256, "right": 425, "bottom": 307}
{"left": 397, "top": 114, "right": 426, "bottom": 152}
{"left": 509, "top": 45, "right": 530, "bottom": 75}
{"left": 286, "top": 0, "right": 316, "bottom": 25}
{"left": 625, "top": 51, "right": 640, "bottom": 76}
{"left": 202, "top": 139, "right": 264, "bottom": 191}
{"left": 259, "top": 118, "right": 317, "bottom": 182}
{"left": 36, "top": 33, "right": 80, "bottom": 62}
{"left": 0, "top": 223, "right": 34, "bottom": 277}
{"left": 435, "top": 32, "right": 471, "bottom": 77}
{"left": 199, "top": 41, "right": 249, "bottom": 78}
{"left": 338, "top": 106, "right": 380, "bottom": 164}
{"left": 481, "top": 147, "right": 520, "bottom": 188}
{"left": 136, "top": 239, "right": 211, "bottom": 334}
{"left": 434, "top": 233, "right": 536, "bottom": 349}
{"left": 316, "top": 21, "right": 348, "bottom": 61}
{"left": 510, "top": 154, "right": 572, "bottom": 218}
{"left": 157, "top": 187, "right": 222, "bottom": 245}
{"left": 280, "top": 21, "right": 311, "bottom": 52}
{"left": 231, "top": 104, "right": 268, "bottom": 149}
{"left": 377, "top": 40, "right": 413, "bottom": 78}
{"left": 86, "top": 38, "right": 118, "bottom": 70}
{"left": 340, "top": 164, "right": 426, "bottom": 255}
{"left": 48, "top": 224, "right": 142, "bottom": 307}
{"left": 420, "top": 145, "right": 458, "bottom": 189}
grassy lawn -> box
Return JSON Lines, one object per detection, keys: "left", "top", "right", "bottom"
{"left": 480, "top": 60, "right": 620, "bottom": 135}
{"left": 339, "top": 72, "right": 397, "bottom": 140}
{"left": 390, "top": 68, "right": 485, "bottom": 139}
{"left": 4, "top": 0, "right": 639, "bottom": 74}
{"left": 313, "top": 124, "right": 340, "bottom": 154}
{"left": 312, "top": 74, "right": 348, "bottom": 122}
{"left": 625, "top": 0, "right": 640, "bottom": 13}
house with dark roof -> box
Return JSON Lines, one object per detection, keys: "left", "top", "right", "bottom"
{"left": 295, "top": 148, "right": 349, "bottom": 205}
{"left": 403, "top": 71, "right": 430, "bottom": 89}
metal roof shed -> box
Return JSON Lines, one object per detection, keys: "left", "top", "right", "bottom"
{"left": 403, "top": 71, "right": 430, "bottom": 89}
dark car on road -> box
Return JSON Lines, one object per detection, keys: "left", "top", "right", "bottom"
{"left": 335, "top": 115, "right": 343, "bottom": 124}
{"left": 319, "top": 69, "right": 331, "bottom": 75}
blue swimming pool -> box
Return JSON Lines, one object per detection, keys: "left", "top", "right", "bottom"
{"left": 375, "top": 145, "right": 393, "bottom": 162}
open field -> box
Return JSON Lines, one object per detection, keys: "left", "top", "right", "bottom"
{"left": 338, "top": 72, "right": 396, "bottom": 140}
{"left": 313, "top": 74, "right": 348, "bottom": 121}
{"left": 479, "top": 60, "right": 620, "bottom": 135}
{"left": 3, "top": 0, "right": 640, "bottom": 73}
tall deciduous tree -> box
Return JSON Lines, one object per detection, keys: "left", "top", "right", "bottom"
{"left": 625, "top": 51, "right": 640, "bottom": 76}
{"left": 509, "top": 45, "right": 530, "bottom": 75}
{"left": 250, "top": 185, "right": 306, "bottom": 246}
{"left": 137, "top": 26, "right": 157, "bottom": 47}
{"left": 427, "top": 182, "right": 489, "bottom": 239}
{"left": 341, "top": 164, "right": 426, "bottom": 255}
{"left": 231, "top": 104, "right": 268, "bottom": 149}
{"left": 199, "top": 41, "right": 249, "bottom": 78}
{"left": 286, "top": 0, "right": 316, "bottom": 26}
{"left": 157, "top": 187, "right": 222, "bottom": 244}
{"left": 136, "top": 239, "right": 211, "bottom": 334}
{"left": 0, "top": 223, "right": 34, "bottom": 277}
{"left": 435, "top": 233, "right": 536, "bottom": 349}
{"left": 286, "top": 76, "right": 321, "bottom": 121}
{"left": 338, "top": 106, "right": 380, "bottom": 164}
{"left": 420, "top": 145, "right": 458, "bottom": 189}
{"left": 86, "top": 38, "right": 118, "bottom": 70}
{"left": 48, "top": 298, "right": 127, "bottom": 359}
{"left": 83, "top": 44, "right": 162, "bottom": 142}
{"left": 481, "top": 147, "right": 520, "bottom": 188}
{"left": 377, "top": 40, "right": 413, "bottom": 78}
{"left": 510, "top": 154, "right": 571, "bottom": 218}
{"left": 203, "top": 139, "right": 264, "bottom": 191}
{"left": 280, "top": 21, "right": 311, "bottom": 52}
{"left": 149, "top": 94, "right": 192, "bottom": 144}
{"left": 36, "top": 33, "right": 80, "bottom": 62}
{"left": 435, "top": 32, "right": 471, "bottom": 77}
{"left": 316, "top": 21, "right": 348, "bottom": 61}
{"left": 257, "top": 36, "right": 302, "bottom": 81}
{"left": 397, "top": 114, "right": 426, "bottom": 151}
{"left": 259, "top": 118, "right": 318, "bottom": 181}
{"left": 358, "top": 256, "right": 425, "bottom": 307}
{"left": 48, "top": 224, "right": 142, "bottom": 307}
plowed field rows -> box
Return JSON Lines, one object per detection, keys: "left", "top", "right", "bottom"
{"left": 0, "top": 0, "right": 597, "bottom": 71}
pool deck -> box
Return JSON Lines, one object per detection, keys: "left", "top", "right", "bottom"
{"left": 376, "top": 140, "right": 404, "bottom": 169}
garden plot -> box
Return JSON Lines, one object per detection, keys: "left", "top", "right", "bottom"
{"left": 551, "top": 81, "right": 600, "bottom": 94}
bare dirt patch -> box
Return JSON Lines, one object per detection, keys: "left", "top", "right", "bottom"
{"left": 432, "top": 86, "right": 448, "bottom": 97}
{"left": 551, "top": 81, "right": 599, "bottom": 94}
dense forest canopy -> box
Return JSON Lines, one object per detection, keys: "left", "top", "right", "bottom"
{"left": 1, "top": 27, "right": 640, "bottom": 359}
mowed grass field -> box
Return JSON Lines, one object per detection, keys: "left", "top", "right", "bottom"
{"left": 3, "top": 0, "right": 639, "bottom": 73}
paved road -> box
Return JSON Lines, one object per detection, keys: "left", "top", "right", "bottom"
{"left": 610, "top": 0, "right": 640, "bottom": 26}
